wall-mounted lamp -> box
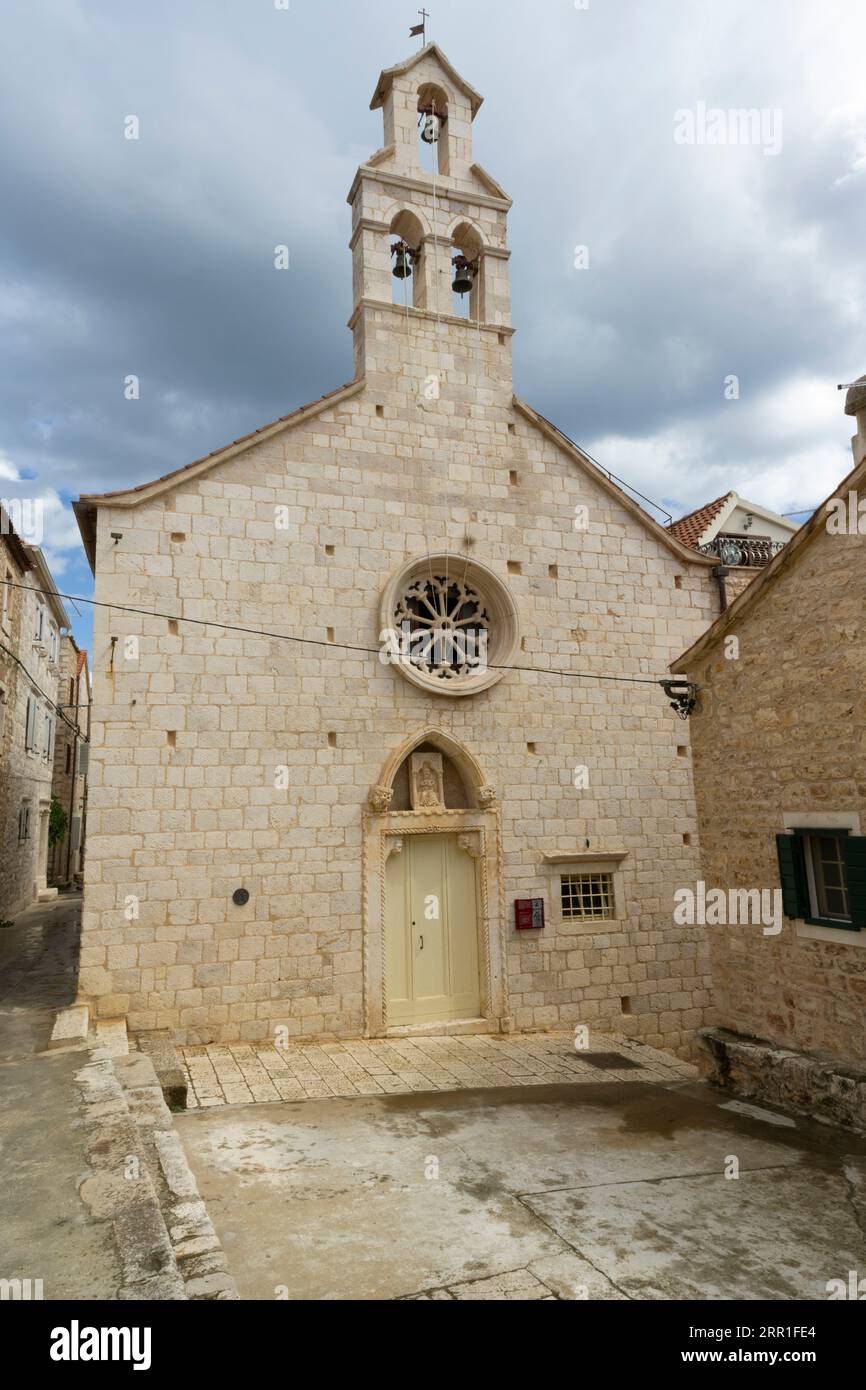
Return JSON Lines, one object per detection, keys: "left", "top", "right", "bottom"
{"left": 659, "top": 679, "right": 698, "bottom": 720}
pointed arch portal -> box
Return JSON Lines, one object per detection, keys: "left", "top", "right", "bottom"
{"left": 363, "top": 731, "right": 508, "bottom": 1036}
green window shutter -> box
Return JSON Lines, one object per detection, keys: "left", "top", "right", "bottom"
{"left": 842, "top": 836, "right": 866, "bottom": 929}
{"left": 776, "top": 833, "right": 807, "bottom": 919}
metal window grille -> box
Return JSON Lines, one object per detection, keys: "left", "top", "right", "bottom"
{"left": 561, "top": 872, "right": 614, "bottom": 920}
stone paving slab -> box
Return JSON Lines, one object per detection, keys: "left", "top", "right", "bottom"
{"left": 179, "top": 1031, "right": 696, "bottom": 1109}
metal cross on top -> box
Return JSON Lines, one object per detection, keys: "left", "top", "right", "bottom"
{"left": 410, "top": 9, "right": 429, "bottom": 42}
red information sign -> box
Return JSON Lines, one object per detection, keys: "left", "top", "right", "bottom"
{"left": 515, "top": 898, "right": 544, "bottom": 931}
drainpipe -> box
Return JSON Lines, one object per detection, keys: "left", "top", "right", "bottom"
{"left": 713, "top": 564, "right": 730, "bottom": 613}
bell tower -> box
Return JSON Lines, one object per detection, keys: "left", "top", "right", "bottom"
{"left": 347, "top": 44, "right": 514, "bottom": 396}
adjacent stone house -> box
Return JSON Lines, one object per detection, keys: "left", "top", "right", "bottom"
{"left": 672, "top": 377, "right": 866, "bottom": 1127}
{"left": 48, "top": 635, "right": 90, "bottom": 888}
{"left": 73, "top": 45, "right": 725, "bottom": 1050}
{"left": 0, "top": 509, "right": 31, "bottom": 919}
{"left": 668, "top": 492, "right": 799, "bottom": 607}
{"left": 0, "top": 518, "right": 70, "bottom": 918}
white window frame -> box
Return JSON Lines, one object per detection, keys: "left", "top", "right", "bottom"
{"left": 801, "top": 831, "right": 850, "bottom": 923}
{"left": 781, "top": 810, "right": 865, "bottom": 948}
{"left": 25, "top": 694, "right": 38, "bottom": 752}
{"left": 1, "top": 569, "right": 12, "bottom": 630}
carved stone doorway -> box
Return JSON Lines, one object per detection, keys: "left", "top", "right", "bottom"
{"left": 363, "top": 729, "right": 508, "bottom": 1037}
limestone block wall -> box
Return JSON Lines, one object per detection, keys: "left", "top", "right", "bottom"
{"left": 724, "top": 567, "right": 761, "bottom": 604}
{"left": 684, "top": 524, "right": 866, "bottom": 1062}
{"left": 377, "top": 51, "right": 476, "bottom": 184}
{"left": 0, "top": 560, "right": 62, "bottom": 918}
{"left": 48, "top": 638, "right": 88, "bottom": 885}
{"left": 0, "top": 536, "right": 25, "bottom": 919}
{"left": 79, "top": 358, "right": 719, "bottom": 1051}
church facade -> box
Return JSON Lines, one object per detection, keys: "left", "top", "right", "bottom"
{"left": 74, "top": 45, "right": 721, "bottom": 1051}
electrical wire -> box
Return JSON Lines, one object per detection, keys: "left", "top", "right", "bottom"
{"left": 0, "top": 636, "right": 85, "bottom": 738}
{"left": 3, "top": 578, "right": 671, "bottom": 689}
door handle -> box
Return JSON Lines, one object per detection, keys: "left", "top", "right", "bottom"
{"left": 419, "top": 935, "right": 424, "bottom": 951}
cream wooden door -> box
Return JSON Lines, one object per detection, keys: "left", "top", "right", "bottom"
{"left": 385, "top": 833, "right": 481, "bottom": 1026}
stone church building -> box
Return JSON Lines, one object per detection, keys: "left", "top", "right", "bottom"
{"left": 74, "top": 45, "right": 723, "bottom": 1050}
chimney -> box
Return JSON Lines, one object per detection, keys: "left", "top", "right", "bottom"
{"left": 844, "top": 375, "right": 866, "bottom": 469}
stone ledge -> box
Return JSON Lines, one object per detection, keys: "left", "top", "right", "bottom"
{"left": 698, "top": 1027, "right": 866, "bottom": 1135}
{"left": 115, "top": 1054, "right": 238, "bottom": 1301}
{"left": 95, "top": 1017, "right": 129, "bottom": 1057}
{"left": 136, "top": 1030, "right": 188, "bottom": 1111}
{"left": 49, "top": 1004, "right": 90, "bottom": 1048}
{"left": 74, "top": 1056, "right": 186, "bottom": 1301}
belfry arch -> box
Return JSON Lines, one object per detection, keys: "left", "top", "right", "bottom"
{"left": 389, "top": 207, "right": 428, "bottom": 310}
{"left": 417, "top": 81, "right": 450, "bottom": 175}
{"left": 450, "top": 218, "right": 485, "bottom": 319}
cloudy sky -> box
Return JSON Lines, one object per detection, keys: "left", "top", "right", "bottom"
{"left": 2, "top": 0, "right": 864, "bottom": 650}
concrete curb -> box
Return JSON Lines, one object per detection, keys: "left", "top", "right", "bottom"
{"left": 136, "top": 1029, "right": 189, "bottom": 1110}
{"left": 73, "top": 1054, "right": 186, "bottom": 1301}
{"left": 112, "top": 1053, "right": 238, "bottom": 1300}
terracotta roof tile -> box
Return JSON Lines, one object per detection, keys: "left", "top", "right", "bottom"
{"left": 668, "top": 493, "right": 733, "bottom": 550}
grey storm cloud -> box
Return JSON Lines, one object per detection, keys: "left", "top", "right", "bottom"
{"left": 1, "top": 0, "right": 865, "bottom": 605}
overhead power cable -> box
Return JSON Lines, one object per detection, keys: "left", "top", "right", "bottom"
{"left": 3, "top": 579, "right": 672, "bottom": 690}
{"left": 0, "top": 637, "right": 85, "bottom": 738}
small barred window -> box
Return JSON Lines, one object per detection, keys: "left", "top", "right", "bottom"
{"left": 561, "top": 872, "right": 614, "bottom": 921}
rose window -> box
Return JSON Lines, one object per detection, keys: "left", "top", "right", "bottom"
{"left": 380, "top": 555, "right": 519, "bottom": 697}
{"left": 394, "top": 574, "right": 490, "bottom": 682}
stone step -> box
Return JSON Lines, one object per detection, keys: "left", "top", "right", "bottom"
{"left": 48, "top": 1003, "right": 89, "bottom": 1048}
{"left": 136, "top": 1029, "right": 188, "bottom": 1111}
{"left": 95, "top": 1016, "right": 129, "bottom": 1057}
{"left": 111, "top": 1053, "right": 237, "bottom": 1300}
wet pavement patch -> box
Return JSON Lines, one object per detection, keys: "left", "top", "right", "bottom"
{"left": 579, "top": 1052, "right": 644, "bottom": 1070}
{"left": 174, "top": 1077, "right": 866, "bottom": 1301}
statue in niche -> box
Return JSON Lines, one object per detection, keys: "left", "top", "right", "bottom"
{"left": 410, "top": 752, "right": 445, "bottom": 812}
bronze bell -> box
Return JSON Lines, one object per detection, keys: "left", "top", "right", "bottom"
{"left": 452, "top": 257, "right": 473, "bottom": 296}
{"left": 420, "top": 112, "right": 440, "bottom": 144}
{"left": 392, "top": 243, "right": 412, "bottom": 279}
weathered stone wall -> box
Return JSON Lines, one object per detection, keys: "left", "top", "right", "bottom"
{"left": 684, "top": 522, "right": 866, "bottom": 1063}
{"left": 79, "top": 359, "right": 719, "bottom": 1049}
{"left": 0, "top": 552, "right": 63, "bottom": 918}
{"left": 48, "top": 638, "right": 88, "bottom": 885}
{"left": 0, "top": 534, "right": 25, "bottom": 918}
{"left": 699, "top": 1027, "right": 866, "bottom": 1133}
{"left": 723, "top": 567, "right": 760, "bottom": 603}
{"left": 76, "top": 47, "right": 721, "bottom": 1050}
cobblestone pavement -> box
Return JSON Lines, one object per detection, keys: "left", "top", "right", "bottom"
{"left": 180, "top": 1031, "right": 697, "bottom": 1108}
